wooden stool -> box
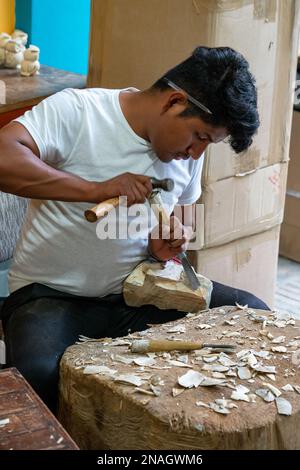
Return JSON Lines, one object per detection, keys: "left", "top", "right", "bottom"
{"left": 0, "top": 367, "right": 79, "bottom": 450}
{"left": 58, "top": 307, "right": 300, "bottom": 450}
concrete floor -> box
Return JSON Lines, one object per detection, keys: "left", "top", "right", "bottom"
{"left": 275, "top": 256, "right": 300, "bottom": 318}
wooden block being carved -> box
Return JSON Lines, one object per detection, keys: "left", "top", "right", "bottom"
{"left": 123, "top": 260, "right": 213, "bottom": 312}
{"left": 58, "top": 307, "right": 300, "bottom": 450}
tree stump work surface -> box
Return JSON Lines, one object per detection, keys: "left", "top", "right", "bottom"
{"left": 59, "top": 306, "right": 300, "bottom": 450}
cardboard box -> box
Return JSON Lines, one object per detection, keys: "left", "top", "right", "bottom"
{"left": 199, "top": 162, "right": 287, "bottom": 248}
{"left": 88, "top": 0, "right": 300, "bottom": 182}
{"left": 279, "top": 193, "right": 300, "bottom": 262}
{"left": 189, "top": 226, "right": 280, "bottom": 308}
{"left": 202, "top": 1, "right": 299, "bottom": 183}
{"left": 285, "top": 111, "right": 300, "bottom": 192}
{"left": 279, "top": 111, "right": 300, "bottom": 261}
{"left": 280, "top": 222, "right": 300, "bottom": 262}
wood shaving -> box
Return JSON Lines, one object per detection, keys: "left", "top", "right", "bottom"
{"left": 114, "top": 355, "right": 134, "bottom": 365}
{"left": 217, "top": 308, "right": 226, "bottom": 314}
{"left": 176, "top": 354, "right": 189, "bottom": 364}
{"left": 255, "top": 388, "right": 275, "bottom": 402}
{"left": 262, "top": 383, "right": 281, "bottom": 397}
{"left": 224, "top": 320, "right": 236, "bottom": 326}
{"left": 231, "top": 385, "right": 250, "bottom": 402}
{"left": 172, "top": 387, "right": 185, "bottom": 397}
{"left": 203, "top": 355, "right": 219, "bottom": 363}
{"left": 178, "top": 370, "right": 204, "bottom": 388}
{"left": 133, "top": 357, "right": 156, "bottom": 367}
{"left": 237, "top": 367, "right": 252, "bottom": 380}
{"left": 218, "top": 354, "right": 236, "bottom": 367}
{"left": 211, "top": 372, "right": 227, "bottom": 379}
{"left": 166, "top": 324, "right": 186, "bottom": 334}
{"left": 209, "top": 402, "right": 230, "bottom": 414}
{"left": 202, "top": 364, "right": 229, "bottom": 373}
{"left": 134, "top": 387, "right": 156, "bottom": 396}
{"left": 235, "top": 303, "right": 248, "bottom": 310}
{"left": 167, "top": 360, "right": 192, "bottom": 368}
{"left": 276, "top": 397, "right": 292, "bottom": 415}
{"left": 83, "top": 365, "right": 117, "bottom": 376}
{"left": 293, "top": 385, "right": 300, "bottom": 394}
{"left": 271, "top": 346, "right": 287, "bottom": 353}
{"left": 197, "top": 324, "right": 212, "bottom": 330}
{"left": 114, "top": 374, "right": 143, "bottom": 386}
{"left": 281, "top": 384, "right": 294, "bottom": 392}
{"left": 0, "top": 418, "right": 9, "bottom": 427}
{"left": 271, "top": 336, "right": 286, "bottom": 344}
{"left": 195, "top": 400, "right": 210, "bottom": 408}
{"left": 251, "top": 364, "right": 276, "bottom": 374}
{"left": 149, "top": 384, "right": 161, "bottom": 396}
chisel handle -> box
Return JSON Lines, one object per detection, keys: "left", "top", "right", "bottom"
{"left": 84, "top": 197, "right": 120, "bottom": 222}
{"left": 130, "top": 339, "right": 204, "bottom": 353}
{"left": 130, "top": 339, "right": 235, "bottom": 353}
{"left": 148, "top": 192, "right": 170, "bottom": 226}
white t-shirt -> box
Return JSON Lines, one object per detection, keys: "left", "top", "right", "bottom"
{"left": 8, "top": 88, "right": 203, "bottom": 297}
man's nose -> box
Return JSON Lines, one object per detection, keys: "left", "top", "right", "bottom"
{"left": 187, "top": 141, "right": 210, "bottom": 160}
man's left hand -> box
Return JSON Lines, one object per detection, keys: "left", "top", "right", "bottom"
{"left": 148, "top": 215, "right": 193, "bottom": 261}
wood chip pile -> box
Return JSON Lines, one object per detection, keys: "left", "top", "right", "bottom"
{"left": 58, "top": 305, "right": 300, "bottom": 450}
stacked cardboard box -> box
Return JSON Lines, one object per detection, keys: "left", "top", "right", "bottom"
{"left": 189, "top": 2, "right": 299, "bottom": 307}
{"left": 280, "top": 109, "right": 300, "bottom": 262}
{"left": 88, "top": 0, "right": 300, "bottom": 307}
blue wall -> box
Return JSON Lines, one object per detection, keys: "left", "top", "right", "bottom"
{"left": 15, "top": 0, "right": 90, "bottom": 75}
{"left": 15, "top": 0, "right": 32, "bottom": 42}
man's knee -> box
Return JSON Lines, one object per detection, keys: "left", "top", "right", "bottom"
{"left": 236, "top": 289, "right": 270, "bottom": 311}
{"left": 210, "top": 281, "right": 270, "bottom": 311}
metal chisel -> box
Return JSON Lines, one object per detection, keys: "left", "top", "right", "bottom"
{"left": 148, "top": 190, "right": 201, "bottom": 291}
{"left": 176, "top": 252, "right": 201, "bottom": 291}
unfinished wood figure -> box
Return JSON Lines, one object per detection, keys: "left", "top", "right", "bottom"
{"left": 5, "top": 39, "right": 24, "bottom": 69}
{"left": 21, "top": 45, "right": 40, "bottom": 76}
{"left": 0, "top": 33, "right": 10, "bottom": 66}
{"left": 11, "top": 29, "right": 28, "bottom": 46}
{"left": 123, "top": 259, "right": 212, "bottom": 312}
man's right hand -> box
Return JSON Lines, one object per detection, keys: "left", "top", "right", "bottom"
{"left": 97, "top": 173, "right": 153, "bottom": 206}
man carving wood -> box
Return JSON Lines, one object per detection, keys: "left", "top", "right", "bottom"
{"left": 0, "top": 46, "right": 269, "bottom": 412}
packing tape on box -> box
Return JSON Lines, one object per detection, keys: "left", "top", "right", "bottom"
{"left": 254, "top": 0, "right": 277, "bottom": 21}
{"left": 286, "top": 189, "right": 300, "bottom": 199}
{"left": 234, "top": 149, "right": 260, "bottom": 177}
{"left": 193, "top": 0, "right": 276, "bottom": 20}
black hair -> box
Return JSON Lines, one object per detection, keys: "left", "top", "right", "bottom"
{"left": 152, "top": 46, "right": 259, "bottom": 153}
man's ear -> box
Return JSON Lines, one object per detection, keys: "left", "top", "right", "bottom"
{"left": 161, "top": 91, "right": 188, "bottom": 113}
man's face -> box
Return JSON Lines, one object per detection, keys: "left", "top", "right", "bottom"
{"left": 149, "top": 112, "right": 229, "bottom": 163}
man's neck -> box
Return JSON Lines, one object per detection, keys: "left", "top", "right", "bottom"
{"left": 119, "top": 89, "right": 153, "bottom": 142}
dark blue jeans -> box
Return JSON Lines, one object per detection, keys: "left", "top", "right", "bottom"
{"left": 1, "top": 282, "right": 269, "bottom": 413}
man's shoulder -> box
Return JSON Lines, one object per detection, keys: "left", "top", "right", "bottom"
{"left": 51, "top": 87, "right": 118, "bottom": 103}
{"left": 76, "top": 87, "right": 121, "bottom": 99}
{"left": 63, "top": 87, "right": 123, "bottom": 109}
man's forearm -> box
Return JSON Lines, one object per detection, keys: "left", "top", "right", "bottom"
{"left": 0, "top": 137, "right": 104, "bottom": 203}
